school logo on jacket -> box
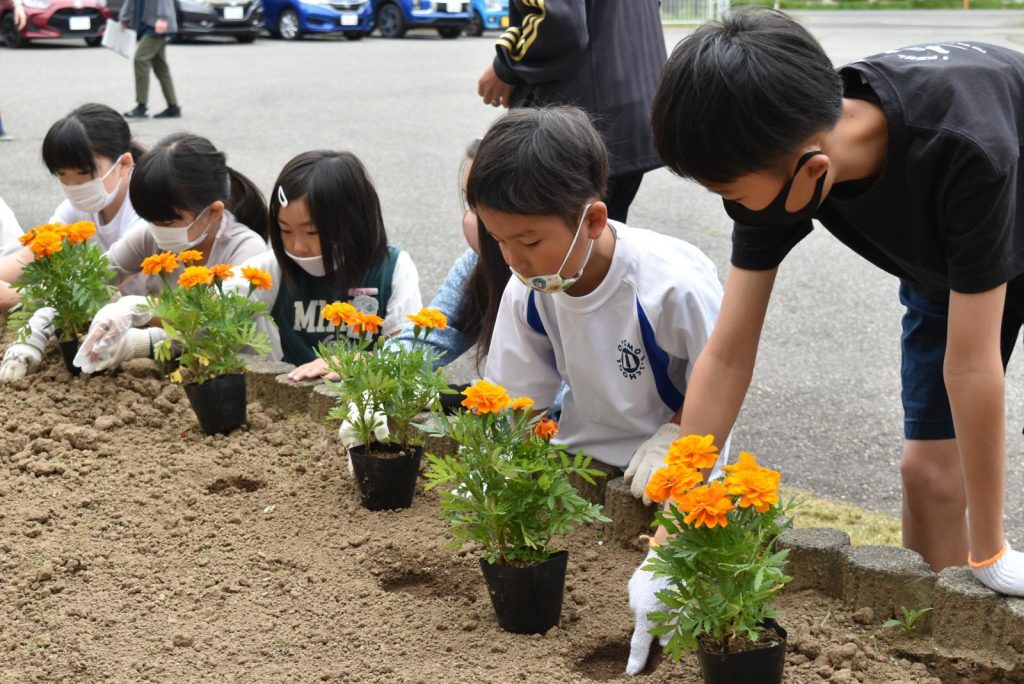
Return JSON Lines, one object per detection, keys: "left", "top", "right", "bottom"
{"left": 617, "top": 339, "right": 646, "bottom": 380}
{"left": 293, "top": 290, "right": 381, "bottom": 336}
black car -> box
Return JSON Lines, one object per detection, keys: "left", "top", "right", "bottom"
{"left": 174, "top": 0, "right": 263, "bottom": 42}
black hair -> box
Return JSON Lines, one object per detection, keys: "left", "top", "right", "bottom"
{"left": 454, "top": 139, "right": 510, "bottom": 366}
{"left": 466, "top": 106, "right": 609, "bottom": 227}
{"left": 42, "top": 103, "right": 146, "bottom": 175}
{"left": 268, "top": 150, "right": 389, "bottom": 293}
{"left": 130, "top": 133, "right": 267, "bottom": 238}
{"left": 651, "top": 8, "right": 843, "bottom": 183}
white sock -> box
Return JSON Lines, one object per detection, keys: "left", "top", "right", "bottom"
{"left": 970, "top": 543, "right": 1024, "bottom": 596}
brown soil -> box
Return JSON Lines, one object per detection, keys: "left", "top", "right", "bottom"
{"left": 0, "top": 343, "right": 955, "bottom": 683}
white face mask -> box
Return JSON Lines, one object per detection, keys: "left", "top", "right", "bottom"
{"left": 511, "top": 203, "right": 594, "bottom": 294}
{"left": 286, "top": 250, "right": 326, "bottom": 278}
{"left": 148, "top": 207, "right": 213, "bottom": 253}
{"left": 61, "top": 157, "right": 125, "bottom": 214}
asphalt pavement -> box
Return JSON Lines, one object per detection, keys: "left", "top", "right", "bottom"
{"left": 4, "top": 10, "right": 1024, "bottom": 537}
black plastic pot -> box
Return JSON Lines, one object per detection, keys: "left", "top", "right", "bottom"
{"left": 183, "top": 374, "right": 247, "bottom": 435}
{"left": 696, "top": 619, "right": 787, "bottom": 684}
{"left": 56, "top": 337, "right": 81, "bottom": 377}
{"left": 348, "top": 442, "right": 422, "bottom": 511}
{"left": 479, "top": 550, "right": 568, "bottom": 635}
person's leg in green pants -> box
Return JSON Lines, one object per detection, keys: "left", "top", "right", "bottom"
{"left": 149, "top": 38, "right": 179, "bottom": 116}
{"left": 127, "top": 35, "right": 180, "bottom": 119}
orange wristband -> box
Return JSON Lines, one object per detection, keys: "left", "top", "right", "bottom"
{"left": 968, "top": 543, "right": 1008, "bottom": 569}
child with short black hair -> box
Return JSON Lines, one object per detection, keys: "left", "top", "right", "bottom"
{"left": 645, "top": 8, "right": 1024, "bottom": 601}
{"left": 470, "top": 106, "right": 724, "bottom": 483}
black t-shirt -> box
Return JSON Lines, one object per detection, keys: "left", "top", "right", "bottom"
{"left": 731, "top": 42, "right": 1024, "bottom": 301}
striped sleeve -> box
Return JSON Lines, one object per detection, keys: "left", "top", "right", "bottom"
{"left": 492, "top": 0, "right": 589, "bottom": 86}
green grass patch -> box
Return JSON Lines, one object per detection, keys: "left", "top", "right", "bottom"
{"left": 784, "top": 487, "right": 902, "bottom": 547}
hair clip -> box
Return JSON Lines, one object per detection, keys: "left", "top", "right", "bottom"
{"left": 277, "top": 185, "right": 289, "bottom": 208}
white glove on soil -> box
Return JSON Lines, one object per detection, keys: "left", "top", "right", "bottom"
{"left": 339, "top": 400, "right": 389, "bottom": 476}
{"left": 84, "top": 327, "right": 164, "bottom": 374}
{"left": 0, "top": 306, "right": 56, "bottom": 382}
{"left": 626, "top": 549, "right": 673, "bottom": 677}
{"left": 74, "top": 296, "right": 153, "bottom": 373}
{"left": 624, "top": 423, "right": 680, "bottom": 504}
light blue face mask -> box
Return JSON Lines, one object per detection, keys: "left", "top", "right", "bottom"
{"left": 511, "top": 203, "right": 594, "bottom": 294}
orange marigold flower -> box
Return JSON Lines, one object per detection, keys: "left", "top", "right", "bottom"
{"left": 65, "top": 221, "right": 96, "bottom": 244}
{"left": 322, "top": 301, "right": 358, "bottom": 327}
{"left": 407, "top": 308, "right": 448, "bottom": 331}
{"left": 722, "top": 451, "right": 761, "bottom": 475}
{"left": 28, "top": 229, "right": 64, "bottom": 258}
{"left": 723, "top": 452, "right": 781, "bottom": 513}
{"left": 461, "top": 379, "right": 511, "bottom": 415}
{"left": 178, "top": 249, "right": 204, "bottom": 264}
{"left": 178, "top": 265, "right": 214, "bottom": 289}
{"left": 644, "top": 463, "right": 703, "bottom": 504}
{"left": 665, "top": 434, "right": 720, "bottom": 470}
{"left": 18, "top": 229, "right": 37, "bottom": 246}
{"left": 349, "top": 311, "right": 384, "bottom": 336}
{"left": 210, "top": 264, "right": 234, "bottom": 281}
{"left": 509, "top": 396, "right": 534, "bottom": 411}
{"left": 241, "top": 266, "right": 273, "bottom": 290}
{"left": 678, "top": 481, "right": 736, "bottom": 529}
{"left": 141, "top": 252, "right": 180, "bottom": 276}
{"left": 533, "top": 418, "right": 559, "bottom": 440}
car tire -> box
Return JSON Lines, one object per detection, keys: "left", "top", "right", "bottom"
{"left": 465, "top": 10, "right": 483, "bottom": 37}
{"left": 2, "top": 13, "right": 27, "bottom": 48}
{"left": 85, "top": 36, "right": 103, "bottom": 46}
{"left": 236, "top": 33, "right": 257, "bottom": 43}
{"left": 437, "top": 26, "right": 460, "bottom": 39}
{"left": 278, "top": 8, "right": 302, "bottom": 40}
{"left": 344, "top": 31, "right": 363, "bottom": 41}
{"left": 375, "top": 2, "right": 405, "bottom": 38}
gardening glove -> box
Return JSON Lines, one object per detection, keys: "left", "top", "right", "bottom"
{"left": 82, "top": 327, "right": 165, "bottom": 374}
{"left": 339, "top": 400, "right": 389, "bottom": 476}
{"left": 626, "top": 548, "right": 673, "bottom": 677}
{"left": 624, "top": 424, "right": 681, "bottom": 504}
{"left": 74, "top": 296, "right": 152, "bottom": 373}
{"left": 0, "top": 306, "right": 56, "bottom": 382}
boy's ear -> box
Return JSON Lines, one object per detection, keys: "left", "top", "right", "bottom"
{"left": 585, "top": 201, "right": 608, "bottom": 237}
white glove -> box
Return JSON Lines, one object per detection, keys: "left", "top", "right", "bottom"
{"left": 626, "top": 549, "right": 673, "bottom": 677}
{"left": 0, "top": 306, "right": 56, "bottom": 382}
{"left": 74, "top": 296, "right": 152, "bottom": 373}
{"left": 338, "top": 399, "right": 389, "bottom": 451}
{"left": 624, "top": 423, "right": 680, "bottom": 504}
{"left": 83, "top": 327, "right": 164, "bottom": 374}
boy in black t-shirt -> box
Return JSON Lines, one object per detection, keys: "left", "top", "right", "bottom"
{"left": 628, "top": 9, "right": 1024, "bottom": 649}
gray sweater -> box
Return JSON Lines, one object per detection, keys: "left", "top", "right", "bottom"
{"left": 119, "top": 0, "right": 178, "bottom": 35}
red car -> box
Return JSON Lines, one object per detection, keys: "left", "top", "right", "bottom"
{"left": 1, "top": 0, "right": 111, "bottom": 48}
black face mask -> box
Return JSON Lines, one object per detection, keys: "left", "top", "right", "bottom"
{"left": 723, "top": 151, "right": 828, "bottom": 226}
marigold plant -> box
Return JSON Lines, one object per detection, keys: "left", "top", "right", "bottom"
{"left": 319, "top": 306, "right": 451, "bottom": 452}
{"left": 10, "top": 222, "right": 116, "bottom": 343}
{"left": 144, "top": 251, "right": 272, "bottom": 384}
{"left": 423, "top": 380, "right": 610, "bottom": 566}
{"left": 643, "top": 437, "right": 792, "bottom": 658}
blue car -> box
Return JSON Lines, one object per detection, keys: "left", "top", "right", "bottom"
{"left": 264, "top": 0, "right": 374, "bottom": 40}
{"left": 371, "top": 0, "right": 469, "bottom": 39}
{"left": 465, "top": 0, "right": 506, "bottom": 37}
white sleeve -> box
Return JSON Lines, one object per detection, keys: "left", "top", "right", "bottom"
{"left": 105, "top": 223, "right": 153, "bottom": 277}
{"left": 382, "top": 250, "right": 422, "bottom": 337}
{"left": 225, "top": 252, "right": 283, "bottom": 362}
{"left": 483, "top": 282, "right": 562, "bottom": 408}
{"left": 47, "top": 200, "right": 77, "bottom": 226}
{"left": 0, "top": 196, "right": 23, "bottom": 254}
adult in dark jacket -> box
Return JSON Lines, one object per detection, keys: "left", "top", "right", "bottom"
{"left": 120, "top": 0, "right": 181, "bottom": 119}
{"left": 477, "top": 0, "right": 667, "bottom": 222}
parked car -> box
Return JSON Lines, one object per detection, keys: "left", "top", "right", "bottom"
{"left": 174, "top": 0, "right": 264, "bottom": 43}
{"left": 263, "top": 0, "right": 372, "bottom": 40}
{"left": 464, "top": 0, "right": 504, "bottom": 37}
{"left": 0, "top": 0, "right": 111, "bottom": 48}
{"left": 371, "top": 0, "right": 468, "bottom": 39}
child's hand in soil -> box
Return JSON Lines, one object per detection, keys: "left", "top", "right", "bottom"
{"left": 626, "top": 548, "right": 672, "bottom": 676}
{"left": 76, "top": 296, "right": 152, "bottom": 373}
{"left": 0, "top": 305, "right": 54, "bottom": 381}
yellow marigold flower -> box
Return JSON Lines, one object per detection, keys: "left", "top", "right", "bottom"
{"left": 28, "top": 229, "right": 64, "bottom": 258}
{"left": 322, "top": 301, "right": 358, "bottom": 327}
{"left": 533, "top": 418, "right": 558, "bottom": 440}
{"left": 665, "top": 434, "right": 720, "bottom": 470}
{"left": 678, "top": 481, "right": 735, "bottom": 529}
{"left": 461, "top": 379, "right": 511, "bottom": 415}
{"left": 349, "top": 311, "right": 384, "bottom": 336}
{"left": 644, "top": 463, "right": 703, "bottom": 504}
{"left": 722, "top": 452, "right": 762, "bottom": 474}
{"left": 178, "top": 249, "right": 204, "bottom": 264}
{"left": 509, "top": 396, "right": 534, "bottom": 411}
{"left": 178, "top": 266, "right": 214, "bottom": 289}
{"left": 725, "top": 469, "right": 781, "bottom": 513}
{"left": 241, "top": 266, "right": 273, "bottom": 290}
{"left": 66, "top": 221, "right": 96, "bottom": 244}
{"left": 18, "top": 229, "right": 37, "bottom": 246}
{"left": 407, "top": 307, "right": 449, "bottom": 330}
{"left": 141, "top": 252, "right": 180, "bottom": 276}
{"left": 210, "top": 264, "right": 234, "bottom": 281}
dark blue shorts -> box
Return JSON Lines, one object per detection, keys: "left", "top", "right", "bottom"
{"left": 899, "top": 283, "right": 1024, "bottom": 440}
